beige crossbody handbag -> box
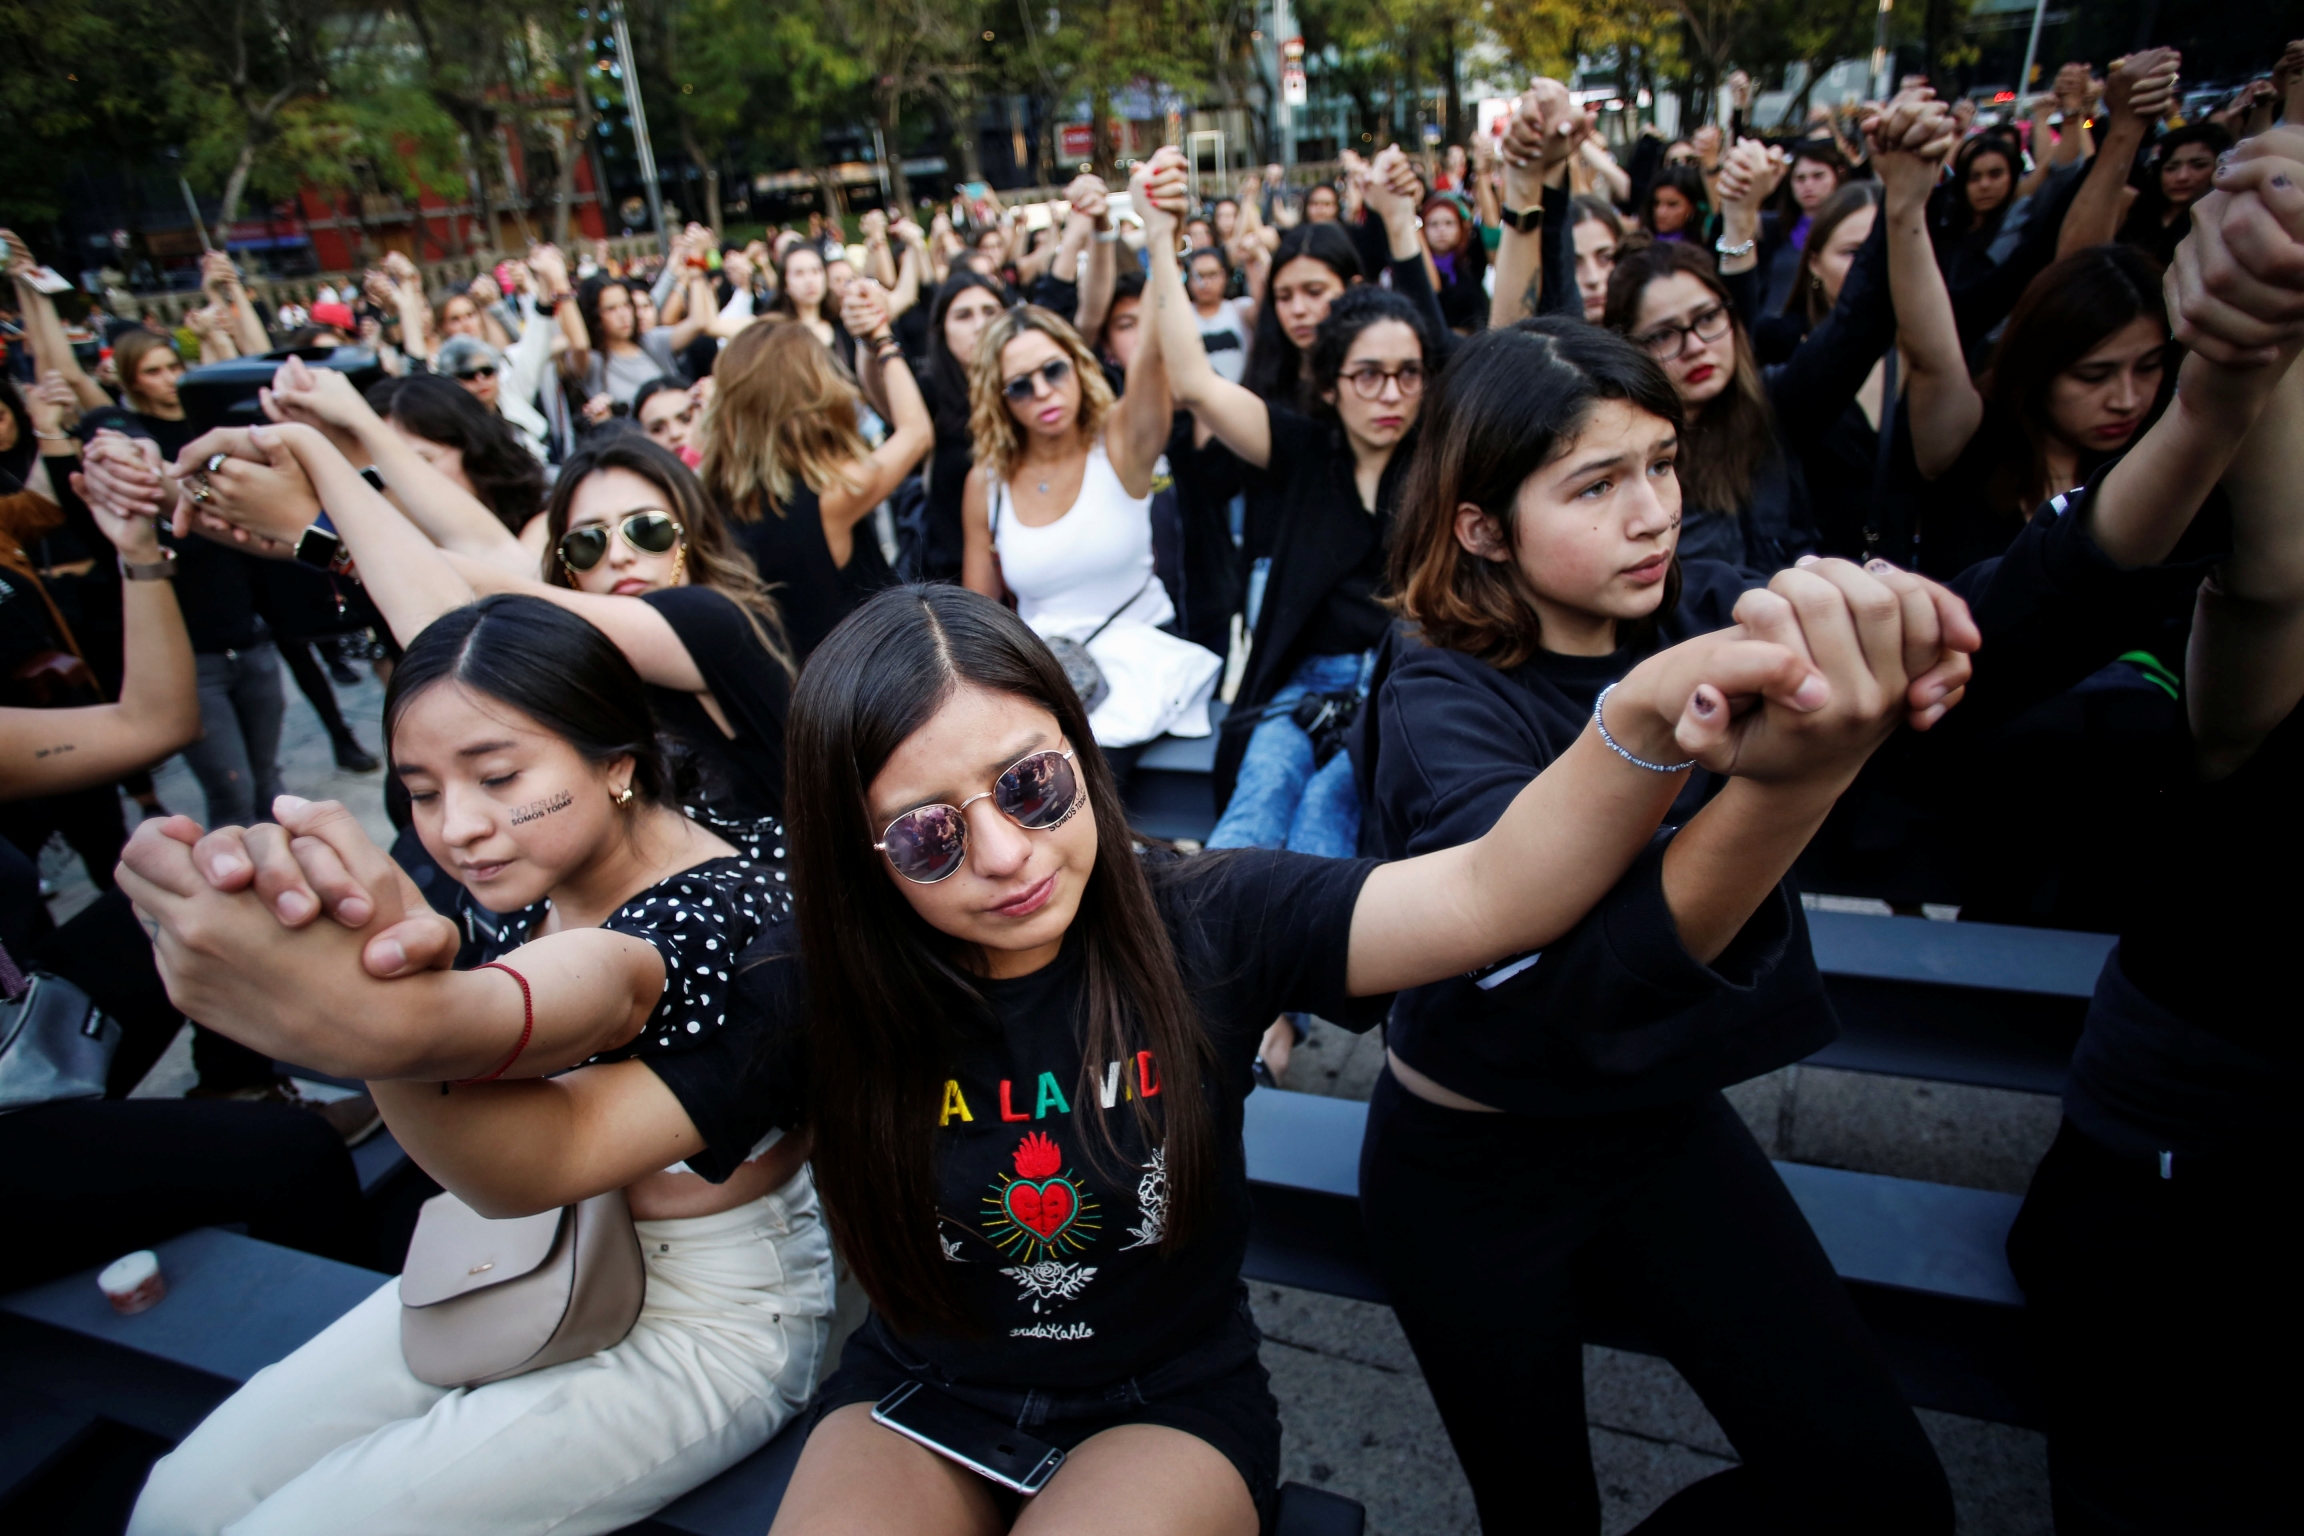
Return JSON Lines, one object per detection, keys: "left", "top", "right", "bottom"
{"left": 398, "top": 1187, "right": 646, "bottom": 1388}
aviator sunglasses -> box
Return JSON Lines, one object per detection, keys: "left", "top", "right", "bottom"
{"left": 1001, "top": 357, "right": 1073, "bottom": 402}
{"left": 557, "top": 510, "right": 683, "bottom": 572}
{"left": 873, "top": 749, "right": 1084, "bottom": 883}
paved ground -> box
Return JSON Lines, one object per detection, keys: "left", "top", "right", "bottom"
{"left": 38, "top": 657, "right": 2056, "bottom": 1533}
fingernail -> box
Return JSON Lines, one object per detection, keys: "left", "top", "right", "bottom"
{"left": 1795, "top": 554, "right": 1820, "bottom": 567}
{"left": 1794, "top": 675, "right": 1830, "bottom": 710}
{"left": 1865, "top": 558, "right": 1894, "bottom": 573}
{"left": 338, "top": 897, "right": 371, "bottom": 926}
{"left": 1692, "top": 689, "right": 1718, "bottom": 718}
{"left": 210, "top": 852, "right": 246, "bottom": 880}
{"left": 274, "top": 794, "right": 309, "bottom": 815}
{"left": 372, "top": 939, "right": 406, "bottom": 975}
{"left": 2277, "top": 175, "right": 2295, "bottom": 191}
{"left": 277, "top": 890, "right": 314, "bottom": 921}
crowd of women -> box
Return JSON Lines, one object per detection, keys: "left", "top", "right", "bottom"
{"left": 2, "top": 39, "right": 2300, "bottom": 1536}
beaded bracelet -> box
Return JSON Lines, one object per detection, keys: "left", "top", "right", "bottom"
{"left": 1591, "top": 681, "right": 1698, "bottom": 773}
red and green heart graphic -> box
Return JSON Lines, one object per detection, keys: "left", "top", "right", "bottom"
{"left": 1004, "top": 1176, "right": 1079, "bottom": 1240}
{"left": 981, "top": 1130, "right": 1104, "bottom": 1261}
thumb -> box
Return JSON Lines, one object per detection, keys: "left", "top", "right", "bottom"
{"left": 363, "top": 914, "right": 460, "bottom": 979}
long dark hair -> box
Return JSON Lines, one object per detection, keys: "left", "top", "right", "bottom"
{"left": 1390, "top": 318, "right": 1684, "bottom": 668}
{"left": 1978, "top": 243, "right": 2171, "bottom": 517}
{"left": 785, "top": 585, "right": 1219, "bottom": 1334}
{"left": 1243, "top": 222, "right": 1365, "bottom": 405}
{"left": 541, "top": 433, "right": 794, "bottom": 674}
{"left": 365, "top": 374, "right": 547, "bottom": 534}
{"left": 924, "top": 270, "right": 1007, "bottom": 441}
{"left": 1642, "top": 164, "right": 1711, "bottom": 238}
{"left": 572, "top": 273, "right": 629, "bottom": 357}
{"left": 1786, "top": 181, "right": 1881, "bottom": 324}
{"left": 0, "top": 379, "right": 33, "bottom": 494}
{"left": 1932, "top": 134, "right": 2021, "bottom": 245}
{"left": 1603, "top": 241, "right": 1775, "bottom": 517}
{"left": 767, "top": 243, "right": 838, "bottom": 326}
{"left": 384, "top": 595, "right": 678, "bottom": 808}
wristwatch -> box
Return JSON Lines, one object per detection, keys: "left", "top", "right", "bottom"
{"left": 120, "top": 548, "right": 176, "bottom": 582}
{"left": 294, "top": 513, "right": 354, "bottom": 575}
{"left": 359, "top": 466, "right": 387, "bottom": 495}
{"left": 1498, "top": 202, "right": 1545, "bottom": 234}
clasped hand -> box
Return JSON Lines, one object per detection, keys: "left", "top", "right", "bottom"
{"left": 1612, "top": 557, "right": 1978, "bottom": 787}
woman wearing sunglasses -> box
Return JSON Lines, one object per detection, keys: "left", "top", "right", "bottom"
{"left": 701, "top": 315, "right": 932, "bottom": 661}
{"left": 121, "top": 596, "right": 834, "bottom": 1536}
{"left": 958, "top": 298, "right": 1223, "bottom": 758}
{"left": 126, "top": 577, "right": 1973, "bottom": 1535}
{"left": 171, "top": 364, "right": 796, "bottom": 830}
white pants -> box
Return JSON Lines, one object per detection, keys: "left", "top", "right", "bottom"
{"left": 130, "top": 1172, "right": 835, "bottom": 1536}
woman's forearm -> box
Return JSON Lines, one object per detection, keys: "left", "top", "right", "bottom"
{"left": 285, "top": 433, "right": 478, "bottom": 643}
{"left": 1660, "top": 776, "right": 1839, "bottom": 964}
{"left": 351, "top": 417, "right": 530, "bottom": 568}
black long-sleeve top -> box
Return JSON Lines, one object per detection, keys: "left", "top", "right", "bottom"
{"left": 1364, "top": 560, "right": 1836, "bottom": 1116}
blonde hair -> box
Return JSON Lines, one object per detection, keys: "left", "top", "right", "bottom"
{"left": 698, "top": 321, "right": 870, "bottom": 518}
{"left": 966, "top": 305, "right": 1113, "bottom": 484}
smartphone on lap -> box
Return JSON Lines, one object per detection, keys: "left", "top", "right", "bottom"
{"left": 871, "top": 1380, "right": 1066, "bottom": 1495}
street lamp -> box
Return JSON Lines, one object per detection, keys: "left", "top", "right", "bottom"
{"left": 607, "top": 0, "right": 667, "bottom": 248}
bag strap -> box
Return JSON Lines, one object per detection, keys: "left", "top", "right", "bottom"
{"left": 0, "top": 941, "right": 24, "bottom": 1002}
{"left": 1083, "top": 573, "right": 1157, "bottom": 647}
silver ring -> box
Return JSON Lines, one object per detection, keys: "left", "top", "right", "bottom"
{"left": 203, "top": 452, "right": 231, "bottom": 476}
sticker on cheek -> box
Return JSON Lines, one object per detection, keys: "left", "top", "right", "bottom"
{"left": 509, "top": 790, "right": 575, "bottom": 826}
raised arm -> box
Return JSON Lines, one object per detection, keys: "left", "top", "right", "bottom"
{"left": 1138, "top": 147, "right": 1272, "bottom": 467}
{"left": 1070, "top": 178, "right": 1118, "bottom": 343}
{"left": 1489, "top": 79, "right": 1584, "bottom": 330}
{"left": 203, "top": 250, "right": 272, "bottom": 358}
{"left": 1, "top": 463, "right": 198, "bottom": 798}
{"left": 5, "top": 230, "right": 111, "bottom": 410}
{"left": 1105, "top": 241, "right": 1171, "bottom": 497}
{"left": 2059, "top": 50, "right": 2180, "bottom": 258}
{"left": 886, "top": 219, "right": 927, "bottom": 320}
{"left": 2139, "top": 131, "right": 2304, "bottom": 776}
{"left": 818, "top": 304, "right": 932, "bottom": 535}
{"left": 663, "top": 259, "right": 722, "bottom": 353}
{"left": 1868, "top": 92, "right": 1984, "bottom": 477}
{"left": 1344, "top": 563, "right": 1977, "bottom": 994}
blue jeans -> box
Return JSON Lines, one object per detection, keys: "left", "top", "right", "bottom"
{"left": 1208, "top": 651, "right": 1369, "bottom": 859}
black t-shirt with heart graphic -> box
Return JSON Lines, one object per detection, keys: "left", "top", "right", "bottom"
{"left": 650, "top": 847, "right": 1390, "bottom": 1388}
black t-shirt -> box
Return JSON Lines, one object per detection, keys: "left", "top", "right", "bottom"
{"left": 1257, "top": 404, "right": 1389, "bottom": 659}
{"left": 731, "top": 487, "right": 896, "bottom": 661}
{"left": 473, "top": 818, "right": 790, "bottom": 1173}
{"left": 914, "top": 374, "right": 976, "bottom": 584}
{"left": 114, "top": 411, "right": 269, "bottom": 654}
{"left": 651, "top": 848, "right": 1391, "bottom": 1387}
{"left": 636, "top": 586, "right": 791, "bottom": 821}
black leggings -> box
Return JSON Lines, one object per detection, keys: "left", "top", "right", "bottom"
{"left": 2007, "top": 1120, "right": 2290, "bottom": 1535}
{"left": 0, "top": 1097, "right": 373, "bottom": 1290}
{"left": 1359, "top": 1070, "right": 1951, "bottom": 1535}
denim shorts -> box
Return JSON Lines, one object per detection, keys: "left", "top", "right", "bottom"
{"left": 814, "top": 1291, "right": 1282, "bottom": 1529}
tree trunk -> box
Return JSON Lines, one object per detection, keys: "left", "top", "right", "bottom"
{"left": 1092, "top": 81, "right": 1116, "bottom": 182}
{"left": 465, "top": 114, "right": 504, "bottom": 253}
{"left": 879, "top": 98, "right": 913, "bottom": 218}
{"left": 679, "top": 121, "right": 723, "bottom": 233}
{"left": 218, "top": 137, "right": 258, "bottom": 232}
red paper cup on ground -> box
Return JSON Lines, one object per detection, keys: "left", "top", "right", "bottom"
{"left": 98, "top": 1250, "right": 166, "bottom": 1315}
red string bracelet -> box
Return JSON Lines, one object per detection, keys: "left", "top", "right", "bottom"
{"left": 450, "top": 962, "right": 534, "bottom": 1087}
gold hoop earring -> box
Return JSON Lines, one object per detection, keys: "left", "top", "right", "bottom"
{"left": 613, "top": 785, "right": 636, "bottom": 807}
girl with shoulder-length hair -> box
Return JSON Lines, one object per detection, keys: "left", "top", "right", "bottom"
{"left": 1240, "top": 221, "right": 1364, "bottom": 406}
{"left": 124, "top": 593, "right": 834, "bottom": 1536}
{"left": 765, "top": 241, "right": 856, "bottom": 374}
{"left": 1368, "top": 315, "right": 1963, "bottom": 1534}
{"left": 760, "top": 519, "right": 1959, "bottom": 1529}
{"left": 958, "top": 298, "right": 1217, "bottom": 755}
{"left": 699, "top": 317, "right": 931, "bottom": 660}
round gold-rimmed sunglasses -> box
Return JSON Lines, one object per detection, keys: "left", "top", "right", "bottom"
{"left": 872, "top": 748, "right": 1083, "bottom": 883}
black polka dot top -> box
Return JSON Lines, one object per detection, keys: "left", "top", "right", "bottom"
{"left": 476, "top": 812, "right": 792, "bottom": 1064}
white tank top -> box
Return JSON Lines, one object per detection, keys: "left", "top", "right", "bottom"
{"left": 991, "top": 439, "right": 1174, "bottom": 636}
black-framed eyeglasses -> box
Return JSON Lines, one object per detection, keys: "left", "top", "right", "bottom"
{"left": 453, "top": 365, "right": 498, "bottom": 382}
{"left": 1340, "top": 363, "right": 1425, "bottom": 400}
{"left": 1633, "top": 304, "right": 1732, "bottom": 359}
{"left": 556, "top": 510, "right": 683, "bottom": 572}
{"left": 872, "top": 749, "right": 1083, "bottom": 884}
{"left": 1001, "top": 358, "right": 1073, "bottom": 402}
